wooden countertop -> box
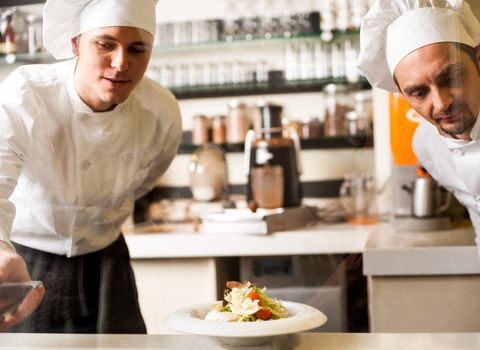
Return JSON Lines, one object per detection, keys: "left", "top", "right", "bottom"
{"left": 1, "top": 332, "right": 480, "bottom": 349}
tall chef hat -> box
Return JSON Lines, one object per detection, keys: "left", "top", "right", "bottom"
{"left": 356, "top": 0, "right": 480, "bottom": 92}
{"left": 43, "top": 0, "right": 158, "bottom": 60}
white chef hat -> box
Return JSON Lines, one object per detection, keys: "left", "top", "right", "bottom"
{"left": 43, "top": 0, "right": 158, "bottom": 60}
{"left": 357, "top": 0, "right": 480, "bottom": 92}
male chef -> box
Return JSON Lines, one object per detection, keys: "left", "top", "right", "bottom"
{"left": 357, "top": 0, "right": 480, "bottom": 253}
{"left": 0, "top": 0, "right": 182, "bottom": 333}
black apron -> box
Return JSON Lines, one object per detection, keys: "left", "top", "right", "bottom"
{"left": 9, "top": 234, "right": 146, "bottom": 334}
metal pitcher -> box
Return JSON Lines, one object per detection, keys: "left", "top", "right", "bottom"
{"left": 403, "top": 177, "right": 451, "bottom": 218}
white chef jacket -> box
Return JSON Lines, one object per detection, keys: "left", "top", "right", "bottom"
{"left": 0, "top": 59, "right": 182, "bottom": 257}
{"left": 413, "top": 116, "right": 480, "bottom": 253}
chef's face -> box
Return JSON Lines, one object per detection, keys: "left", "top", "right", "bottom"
{"left": 72, "top": 26, "right": 153, "bottom": 112}
{"left": 394, "top": 42, "right": 480, "bottom": 140}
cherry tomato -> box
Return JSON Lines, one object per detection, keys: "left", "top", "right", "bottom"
{"left": 255, "top": 308, "right": 272, "bottom": 320}
{"left": 246, "top": 291, "right": 262, "bottom": 305}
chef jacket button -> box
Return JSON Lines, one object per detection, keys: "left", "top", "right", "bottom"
{"left": 125, "top": 155, "right": 132, "bottom": 162}
{"left": 81, "top": 160, "right": 91, "bottom": 171}
{"left": 80, "top": 114, "right": 89, "bottom": 122}
{"left": 121, "top": 105, "right": 129, "bottom": 114}
{"left": 452, "top": 149, "right": 464, "bottom": 156}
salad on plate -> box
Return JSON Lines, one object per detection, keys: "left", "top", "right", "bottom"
{"left": 205, "top": 281, "right": 289, "bottom": 322}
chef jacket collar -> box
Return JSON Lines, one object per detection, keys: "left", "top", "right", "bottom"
{"left": 440, "top": 111, "right": 480, "bottom": 149}
{"left": 66, "top": 58, "right": 133, "bottom": 118}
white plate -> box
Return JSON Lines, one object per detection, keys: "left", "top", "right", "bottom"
{"left": 199, "top": 208, "right": 285, "bottom": 223}
{"left": 164, "top": 301, "right": 327, "bottom": 346}
{"left": 199, "top": 210, "right": 262, "bottom": 223}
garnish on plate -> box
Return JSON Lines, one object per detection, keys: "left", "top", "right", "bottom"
{"left": 205, "top": 281, "right": 288, "bottom": 322}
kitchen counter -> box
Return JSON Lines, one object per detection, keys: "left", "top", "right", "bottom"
{"left": 364, "top": 225, "right": 480, "bottom": 275}
{"left": 125, "top": 222, "right": 371, "bottom": 258}
{"left": 125, "top": 221, "right": 480, "bottom": 273}
{"left": 2, "top": 332, "right": 480, "bottom": 349}
{"left": 125, "top": 221, "right": 372, "bottom": 334}
{"left": 362, "top": 224, "right": 480, "bottom": 332}
{"left": 124, "top": 220, "right": 480, "bottom": 334}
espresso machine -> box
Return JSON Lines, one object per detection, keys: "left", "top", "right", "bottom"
{"left": 389, "top": 93, "right": 452, "bottom": 231}
{"left": 244, "top": 103, "right": 302, "bottom": 209}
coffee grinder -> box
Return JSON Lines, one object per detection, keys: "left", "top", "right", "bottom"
{"left": 244, "top": 103, "right": 302, "bottom": 209}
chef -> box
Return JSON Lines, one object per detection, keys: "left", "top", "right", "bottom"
{"left": 0, "top": 0, "right": 182, "bottom": 333}
{"left": 357, "top": 0, "right": 480, "bottom": 255}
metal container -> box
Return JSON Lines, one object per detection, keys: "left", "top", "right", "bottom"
{"left": 404, "top": 177, "right": 451, "bottom": 218}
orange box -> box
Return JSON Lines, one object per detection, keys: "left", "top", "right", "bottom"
{"left": 389, "top": 93, "right": 422, "bottom": 166}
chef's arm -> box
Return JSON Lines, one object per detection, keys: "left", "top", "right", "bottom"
{"left": 0, "top": 240, "right": 45, "bottom": 331}
{"left": 0, "top": 239, "right": 29, "bottom": 283}
{"left": 0, "top": 100, "right": 44, "bottom": 330}
{"left": 0, "top": 164, "right": 45, "bottom": 330}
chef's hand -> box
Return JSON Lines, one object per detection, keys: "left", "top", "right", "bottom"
{"left": 0, "top": 240, "right": 45, "bottom": 331}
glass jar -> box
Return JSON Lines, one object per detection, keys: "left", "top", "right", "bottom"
{"left": 301, "top": 117, "right": 323, "bottom": 140}
{"left": 192, "top": 115, "right": 211, "bottom": 145}
{"left": 346, "top": 111, "right": 369, "bottom": 137}
{"left": 226, "top": 100, "right": 252, "bottom": 144}
{"left": 354, "top": 90, "right": 373, "bottom": 126}
{"left": 212, "top": 115, "right": 226, "bottom": 144}
{"left": 323, "top": 83, "right": 351, "bottom": 137}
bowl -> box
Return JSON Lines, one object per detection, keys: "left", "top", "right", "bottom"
{"left": 164, "top": 301, "right": 327, "bottom": 346}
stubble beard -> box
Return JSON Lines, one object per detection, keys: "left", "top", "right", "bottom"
{"left": 440, "top": 109, "right": 477, "bottom": 139}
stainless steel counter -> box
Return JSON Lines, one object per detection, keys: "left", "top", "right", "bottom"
{"left": 1, "top": 333, "right": 480, "bottom": 349}
{"left": 363, "top": 225, "right": 480, "bottom": 276}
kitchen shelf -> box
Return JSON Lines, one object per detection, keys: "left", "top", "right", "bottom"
{"left": 0, "top": 52, "right": 55, "bottom": 65}
{"left": 1, "top": 0, "right": 44, "bottom": 6}
{"left": 170, "top": 77, "right": 370, "bottom": 100}
{"left": 154, "top": 30, "right": 359, "bottom": 54}
{"left": 178, "top": 134, "right": 373, "bottom": 155}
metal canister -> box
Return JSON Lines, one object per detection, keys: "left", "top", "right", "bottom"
{"left": 192, "top": 115, "right": 210, "bottom": 145}
{"left": 212, "top": 115, "right": 226, "bottom": 144}
{"left": 226, "top": 100, "right": 251, "bottom": 144}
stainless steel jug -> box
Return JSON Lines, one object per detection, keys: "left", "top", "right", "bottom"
{"left": 403, "top": 176, "right": 451, "bottom": 218}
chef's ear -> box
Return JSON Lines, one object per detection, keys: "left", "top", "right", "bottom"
{"left": 475, "top": 44, "right": 480, "bottom": 66}
{"left": 71, "top": 36, "right": 80, "bottom": 57}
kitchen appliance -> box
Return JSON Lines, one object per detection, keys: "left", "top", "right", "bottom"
{"left": 189, "top": 144, "right": 228, "bottom": 202}
{"left": 389, "top": 93, "right": 451, "bottom": 230}
{"left": 402, "top": 168, "right": 451, "bottom": 218}
{"left": 244, "top": 103, "right": 302, "bottom": 209}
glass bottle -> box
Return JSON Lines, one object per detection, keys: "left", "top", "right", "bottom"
{"left": 0, "top": 28, "right": 4, "bottom": 55}
{"left": 4, "top": 14, "right": 16, "bottom": 55}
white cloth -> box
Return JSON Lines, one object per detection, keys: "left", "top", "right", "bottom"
{"left": 43, "top": 0, "right": 158, "bottom": 60}
{"left": 412, "top": 118, "right": 480, "bottom": 256}
{"left": 357, "top": 0, "right": 480, "bottom": 92}
{"left": 0, "top": 59, "right": 182, "bottom": 257}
